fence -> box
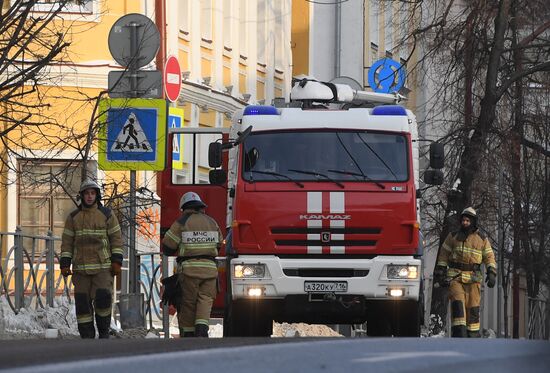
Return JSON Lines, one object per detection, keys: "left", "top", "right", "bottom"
{"left": 1, "top": 227, "right": 169, "bottom": 337}
{"left": 528, "top": 297, "right": 549, "bottom": 340}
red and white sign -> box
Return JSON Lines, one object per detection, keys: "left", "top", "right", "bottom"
{"left": 164, "top": 55, "right": 182, "bottom": 102}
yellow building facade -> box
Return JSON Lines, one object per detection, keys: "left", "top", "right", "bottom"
{"left": 0, "top": 0, "right": 293, "bottom": 252}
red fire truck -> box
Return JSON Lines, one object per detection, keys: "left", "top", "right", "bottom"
{"left": 160, "top": 79, "right": 443, "bottom": 337}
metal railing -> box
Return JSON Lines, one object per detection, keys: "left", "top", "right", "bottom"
{"left": 0, "top": 227, "right": 72, "bottom": 313}
{"left": 1, "top": 227, "right": 170, "bottom": 337}
{"left": 136, "top": 251, "right": 170, "bottom": 336}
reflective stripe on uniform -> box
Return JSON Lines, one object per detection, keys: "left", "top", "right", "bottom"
{"left": 111, "top": 247, "right": 124, "bottom": 255}
{"left": 95, "top": 307, "right": 111, "bottom": 317}
{"left": 108, "top": 225, "right": 121, "bottom": 235}
{"left": 63, "top": 228, "right": 75, "bottom": 237}
{"left": 60, "top": 252, "right": 73, "bottom": 258}
{"left": 180, "top": 261, "right": 217, "bottom": 270}
{"left": 195, "top": 319, "right": 209, "bottom": 326}
{"left": 73, "top": 263, "right": 111, "bottom": 271}
{"left": 166, "top": 230, "right": 181, "bottom": 244}
{"left": 77, "top": 315, "right": 94, "bottom": 324}
{"left": 74, "top": 229, "right": 107, "bottom": 237}
{"left": 177, "top": 244, "right": 217, "bottom": 257}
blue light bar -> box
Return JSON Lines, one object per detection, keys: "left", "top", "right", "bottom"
{"left": 372, "top": 105, "right": 407, "bottom": 116}
{"left": 243, "top": 105, "right": 279, "bottom": 116}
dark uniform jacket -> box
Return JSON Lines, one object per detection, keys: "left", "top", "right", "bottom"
{"left": 162, "top": 210, "right": 222, "bottom": 279}
{"left": 436, "top": 229, "right": 496, "bottom": 283}
{"left": 60, "top": 203, "right": 123, "bottom": 274}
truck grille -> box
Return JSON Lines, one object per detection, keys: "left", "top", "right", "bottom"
{"left": 283, "top": 268, "right": 369, "bottom": 277}
{"left": 271, "top": 227, "right": 381, "bottom": 234}
{"left": 271, "top": 227, "right": 381, "bottom": 248}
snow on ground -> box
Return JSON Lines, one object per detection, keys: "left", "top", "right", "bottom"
{"left": 0, "top": 297, "right": 79, "bottom": 339}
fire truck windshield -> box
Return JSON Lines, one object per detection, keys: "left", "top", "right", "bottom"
{"left": 242, "top": 130, "right": 408, "bottom": 182}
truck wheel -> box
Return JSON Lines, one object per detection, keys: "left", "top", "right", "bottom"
{"left": 223, "top": 300, "right": 272, "bottom": 337}
{"left": 366, "top": 302, "right": 392, "bottom": 336}
{"left": 393, "top": 300, "right": 421, "bottom": 337}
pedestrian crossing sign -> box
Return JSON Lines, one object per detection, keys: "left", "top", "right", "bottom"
{"left": 169, "top": 107, "right": 184, "bottom": 170}
{"left": 98, "top": 98, "right": 167, "bottom": 171}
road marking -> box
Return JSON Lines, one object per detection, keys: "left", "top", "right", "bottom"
{"left": 352, "top": 351, "right": 467, "bottom": 363}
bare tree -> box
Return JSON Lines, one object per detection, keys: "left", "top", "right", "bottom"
{"left": 388, "top": 0, "right": 550, "bottom": 336}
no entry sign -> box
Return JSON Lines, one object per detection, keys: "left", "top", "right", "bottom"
{"left": 164, "top": 55, "right": 182, "bottom": 102}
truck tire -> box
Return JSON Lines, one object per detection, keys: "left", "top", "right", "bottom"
{"left": 393, "top": 300, "right": 421, "bottom": 337}
{"left": 366, "top": 300, "right": 421, "bottom": 337}
{"left": 223, "top": 300, "right": 273, "bottom": 337}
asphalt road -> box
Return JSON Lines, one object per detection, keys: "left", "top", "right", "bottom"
{"left": 1, "top": 337, "right": 549, "bottom": 373}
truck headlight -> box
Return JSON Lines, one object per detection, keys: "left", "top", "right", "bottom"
{"left": 234, "top": 264, "right": 266, "bottom": 278}
{"left": 387, "top": 265, "right": 418, "bottom": 279}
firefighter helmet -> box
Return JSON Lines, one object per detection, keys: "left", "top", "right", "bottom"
{"left": 180, "top": 191, "right": 207, "bottom": 210}
{"left": 461, "top": 207, "right": 477, "bottom": 219}
{"left": 79, "top": 179, "right": 101, "bottom": 204}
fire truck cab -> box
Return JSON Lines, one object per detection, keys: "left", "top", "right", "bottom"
{"left": 160, "top": 78, "right": 444, "bottom": 337}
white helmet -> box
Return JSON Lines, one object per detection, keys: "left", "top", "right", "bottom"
{"left": 461, "top": 207, "right": 477, "bottom": 219}
{"left": 79, "top": 178, "right": 100, "bottom": 193}
{"left": 180, "top": 191, "right": 207, "bottom": 210}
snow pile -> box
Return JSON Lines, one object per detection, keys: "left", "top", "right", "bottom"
{"left": 272, "top": 322, "right": 343, "bottom": 337}
{"left": 424, "top": 314, "right": 446, "bottom": 338}
{"left": 0, "top": 297, "right": 79, "bottom": 339}
{"left": 209, "top": 323, "right": 223, "bottom": 338}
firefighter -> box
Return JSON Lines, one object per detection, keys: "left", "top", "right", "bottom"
{"left": 162, "top": 192, "right": 222, "bottom": 338}
{"left": 60, "top": 179, "right": 123, "bottom": 339}
{"left": 434, "top": 207, "right": 497, "bottom": 337}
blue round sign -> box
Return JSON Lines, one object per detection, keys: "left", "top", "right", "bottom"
{"left": 368, "top": 58, "right": 406, "bottom": 93}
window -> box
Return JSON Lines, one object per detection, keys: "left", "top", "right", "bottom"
{"left": 30, "top": 0, "right": 94, "bottom": 14}
{"left": 18, "top": 160, "right": 94, "bottom": 253}
{"left": 370, "top": 42, "right": 378, "bottom": 65}
{"left": 241, "top": 131, "right": 409, "bottom": 183}
{"left": 385, "top": 2, "right": 393, "bottom": 52}
{"left": 171, "top": 132, "right": 223, "bottom": 184}
{"left": 273, "top": 1, "right": 284, "bottom": 70}
{"left": 399, "top": 3, "right": 409, "bottom": 59}
{"left": 369, "top": 0, "right": 379, "bottom": 46}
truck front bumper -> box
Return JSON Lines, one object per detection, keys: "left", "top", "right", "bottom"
{"left": 230, "top": 255, "right": 421, "bottom": 301}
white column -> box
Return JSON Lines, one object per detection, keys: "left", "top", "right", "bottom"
{"left": 165, "top": 0, "right": 179, "bottom": 57}
{"left": 230, "top": 0, "right": 240, "bottom": 95}
{"left": 190, "top": 2, "right": 202, "bottom": 82}
{"left": 246, "top": 0, "right": 258, "bottom": 102}
{"left": 282, "top": 0, "right": 292, "bottom": 100}
{"left": 213, "top": 0, "right": 224, "bottom": 91}
{"left": 265, "top": 0, "right": 275, "bottom": 104}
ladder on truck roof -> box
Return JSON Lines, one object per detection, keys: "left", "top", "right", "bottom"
{"left": 289, "top": 77, "right": 405, "bottom": 108}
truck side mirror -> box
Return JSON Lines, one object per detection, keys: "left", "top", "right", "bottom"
{"left": 209, "top": 169, "right": 227, "bottom": 185}
{"left": 429, "top": 142, "right": 445, "bottom": 169}
{"left": 424, "top": 170, "right": 444, "bottom": 185}
{"left": 208, "top": 142, "right": 223, "bottom": 168}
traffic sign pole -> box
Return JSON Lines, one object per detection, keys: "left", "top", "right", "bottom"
{"left": 106, "top": 14, "right": 161, "bottom": 299}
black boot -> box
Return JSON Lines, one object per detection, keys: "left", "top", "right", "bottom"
{"left": 195, "top": 324, "right": 209, "bottom": 338}
{"left": 183, "top": 332, "right": 195, "bottom": 337}
{"left": 96, "top": 315, "right": 111, "bottom": 339}
{"left": 451, "top": 325, "right": 467, "bottom": 338}
{"left": 467, "top": 330, "right": 480, "bottom": 338}
{"left": 94, "top": 289, "right": 112, "bottom": 339}
{"left": 78, "top": 322, "right": 96, "bottom": 339}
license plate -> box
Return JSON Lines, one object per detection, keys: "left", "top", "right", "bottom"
{"left": 304, "top": 281, "right": 348, "bottom": 293}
